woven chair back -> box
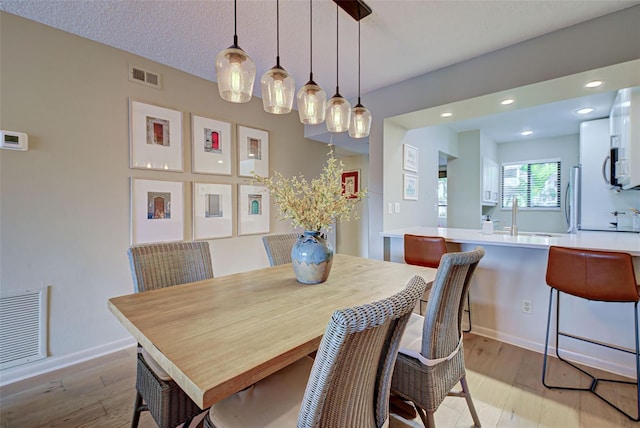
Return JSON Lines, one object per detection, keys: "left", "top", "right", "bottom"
{"left": 421, "top": 247, "right": 484, "bottom": 360}
{"left": 298, "top": 275, "right": 427, "bottom": 428}
{"left": 127, "top": 242, "right": 214, "bottom": 293}
{"left": 262, "top": 233, "right": 300, "bottom": 266}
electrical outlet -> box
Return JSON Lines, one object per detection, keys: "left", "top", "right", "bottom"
{"left": 522, "top": 299, "right": 532, "bottom": 314}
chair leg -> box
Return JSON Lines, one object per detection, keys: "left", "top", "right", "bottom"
{"left": 460, "top": 376, "right": 481, "bottom": 427}
{"left": 463, "top": 292, "right": 472, "bottom": 333}
{"left": 411, "top": 402, "right": 431, "bottom": 428}
{"left": 426, "top": 411, "right": 436, "bottom": 428}
{"left": 131, "top": 390, "right": 145, "bottom": 428}
{"left": 541, "top": 288, "right": 554, "bottom": 388}
{"left": 542, "top": 290, "right": 640, "bottom": 421}
{"left": 634, "top": 301, "right": 639, "bottom": 421}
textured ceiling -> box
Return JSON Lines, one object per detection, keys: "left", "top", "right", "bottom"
{"left": 3, "top": 0, "right": 638, "bottom": 155}
{"left": 3, "top": 0, "right": 638, "bottom": 102}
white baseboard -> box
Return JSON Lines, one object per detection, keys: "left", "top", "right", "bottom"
{"left": 0, "top": 337, "right": 136, "bottom": 387}
{"left": 470, "top": 325, "right": 636, "bottom": 379}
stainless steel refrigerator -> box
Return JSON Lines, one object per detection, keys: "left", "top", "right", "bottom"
{"left": 568, "top": 118, "right": 640, "bottom": 233}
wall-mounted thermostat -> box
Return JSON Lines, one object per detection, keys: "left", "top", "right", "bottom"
{"left": 0, "top": 130, "right": 28, "bottom": 151}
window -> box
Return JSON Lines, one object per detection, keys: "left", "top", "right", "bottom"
{"left": 501, "top": 160, "right": 561, "bottom": 209}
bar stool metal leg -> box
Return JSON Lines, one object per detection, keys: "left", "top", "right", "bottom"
{"left": 542, "top": 288, "right": 640, "bottom": 422}
{"left": 463, "top": 293, "right": 471, "bottom": 333}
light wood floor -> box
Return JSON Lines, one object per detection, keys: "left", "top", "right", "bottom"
{"left": 1, "top": 334, "right": 637, "bottom": 427}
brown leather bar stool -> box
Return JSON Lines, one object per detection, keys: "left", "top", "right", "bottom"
{"left": 543, "top": 246, "right": 640, "bottom": 421}
{"left": 404, "top": 234, "right": 472, "bottom": 332}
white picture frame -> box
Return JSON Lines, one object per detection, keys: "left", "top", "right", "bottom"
{"left": 403, "top": 173, "right": 419, "bottom": 200}
{"left": 237, "top": 125, "right": 269, "bottom": 178}
{"left": 131, "top": 178, "right": 184, "bottom": 244}
{"left": 193, "top": 182, "right": 233, "bottom": 240}
{"left": 129, "top": 99, "right": 183, "bottom": 171}
{"left": 403, "top": 144, "right": 419, "bottom": 172}
{"left": 238, "top": 184, "right": 270, "bottom": 236}
{"left": 191, "top": 114, "right": 232, "bottom": 175}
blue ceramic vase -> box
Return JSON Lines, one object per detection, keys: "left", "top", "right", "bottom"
{"left": 291, "top": 230, "right": 334, "bottom": 284}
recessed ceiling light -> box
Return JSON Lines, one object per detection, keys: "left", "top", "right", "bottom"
{"left": 501, "top": 99, "right": 515, "bottom": 105}
{"left": 441, "top": 112, "right": 453, "bottom": 118}
{"left": 521, "top": 130, "right": 533, "bottom": 136}
{"left": 585, "top": 80, "right": 603, "bottom": 88}
{"left": 576, "top": 107, "right": 594, "bottom": 115}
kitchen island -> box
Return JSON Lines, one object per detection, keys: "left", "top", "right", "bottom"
{"left": 382, "top": 227, "right": 640, "bottom": 378}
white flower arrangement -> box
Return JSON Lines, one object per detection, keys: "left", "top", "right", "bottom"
{"left": 252, "top": 147, "right": 366, "bottom": 231}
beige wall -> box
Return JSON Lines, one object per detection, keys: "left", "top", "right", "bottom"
{"left": 0, "top": 12, "right": 333, "bottom": 377}
{"left": 336, "top": 154, "right": 369, "bottom": 257}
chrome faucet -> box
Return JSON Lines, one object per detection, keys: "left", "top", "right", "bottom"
{"left": 511, "top": 196, "right": 519, "bottom": 236}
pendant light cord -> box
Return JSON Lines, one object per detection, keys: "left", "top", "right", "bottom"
{"left": 358, "top": 20, "right": 361, "bottom": 104}
{"left": 233, "top": 0, "right": 238, "bottom": 47}
{"left": 276, "top": 0, "right": 281, "bottom": 67}
{"left": 335, "top": 4, "right": 339, "bottom": 93}
{"left": 309, "top": 0, "right": 313, "bottom": 80}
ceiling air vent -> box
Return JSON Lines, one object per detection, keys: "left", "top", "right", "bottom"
{"left": 129, "top": 65, "right": 162, "bottom": 89}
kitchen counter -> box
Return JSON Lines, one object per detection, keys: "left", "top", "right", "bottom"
{"left": 382, "top": 226, "right": 640, "bottom": 256}
{"left": 381, "top": 226, "right": 640, "bottom": 378}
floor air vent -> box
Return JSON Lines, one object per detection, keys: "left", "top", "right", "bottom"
{"left": 0, "top": 287, "right": 48, "bottom": 370}
{"left": 129, "top": 65, "right": 162, "bottom": 89}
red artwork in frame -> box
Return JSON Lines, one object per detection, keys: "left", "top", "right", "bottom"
{"left": 341, "top": 170, "right": 360, "bottom": 199}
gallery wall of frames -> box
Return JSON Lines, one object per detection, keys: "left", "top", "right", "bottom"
{"left": 128, "top": 99, "right": 271, "bottom": 244}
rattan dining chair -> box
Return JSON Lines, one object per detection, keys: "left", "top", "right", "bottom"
{"left": 404, "top": 234, "right": 472, "bottom": 332}
{"left": 127, "top": 241, "right": 214, "bottom": 428}
{"left": 392, "top": 247, "right": 485, "bottom": 428}
{"left": 262, "top": 232, "right": 300, "bottom": 266}
{"left": 202, "top": 275, "right": 428, "bottom": 428}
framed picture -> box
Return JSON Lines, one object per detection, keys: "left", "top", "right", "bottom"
{"left": 341, "top": 170, "right": 360, "bottom": 199}
{"left": 191, "top": 114, "right": 232, "bottom": 175}
{"left": 237, "top": 125, "right": 269, "bottom": 177}
{"left": 238, "top": 184, "right": 270, "bottom": 236}
{"left": 129, "top": 100, "right": 183, "bottom": 171}
{"left": 403, "top": 144, "right": 419, "bottom": 172}
{"left": 131, "top": 178, "right": 184, "bottom": 244}
{"left": 193, "top": 182, "right": 233, "bottom": 240}
{"left": 403, "top": 173, "right": 419, "bottom": 200}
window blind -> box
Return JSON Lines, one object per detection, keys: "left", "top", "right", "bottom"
{"left": 501, "top": 160, "right": 561, "bottom": 208}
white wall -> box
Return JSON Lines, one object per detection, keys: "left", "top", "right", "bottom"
{"left": 364, "top": 5, "right": 640, "bottom": 259}
{"left": 384, "top": 124, "right": 458, "bottom": 230}
{"left": 492, "top": 134, "right": 579, "bottom": 233}
{"left": 0, "top": 13, "right": 331, "bottom": 381}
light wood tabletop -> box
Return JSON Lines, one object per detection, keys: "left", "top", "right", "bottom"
{"left": 108, "top": 253, "right": 434, "bottom": 409}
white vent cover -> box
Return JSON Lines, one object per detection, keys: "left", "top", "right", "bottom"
{"left": 0, "top": 287, "right": 48, "bottom": 370}
{"left": 128, "top": 65, "right": 162, "bottom": 89}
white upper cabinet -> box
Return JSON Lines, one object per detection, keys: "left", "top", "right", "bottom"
{"left": 482, "top": 157, "right": 499, "bottom": 205}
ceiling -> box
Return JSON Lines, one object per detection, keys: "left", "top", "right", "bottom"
{"left": 3, "top": 0, "right": 638, "bottom": 152}
{"left": 448, "top": 90, "right": 617, "bottom": 143}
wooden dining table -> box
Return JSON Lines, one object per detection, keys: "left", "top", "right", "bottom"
{"left": 108, "top": 253, "right": 434, "bottom": 409}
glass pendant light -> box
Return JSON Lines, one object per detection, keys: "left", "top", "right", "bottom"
{"left": 325, "top": 4, "right": 351, "bottom": 133}
{"left": 349, "top": 21, "right": 372, "bottom": 138}
{"left": 215, "top": 0, "right": 256, "bottom": 103}
{"left": 261, "top": 0, "right": 295, "bottom": 114}
{"left": 296, "top": 0, "right": 326, "bottom": 125}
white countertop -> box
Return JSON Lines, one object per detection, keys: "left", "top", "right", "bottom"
{"left": 382, "top": 227, "right": 640, "bottom": 256}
